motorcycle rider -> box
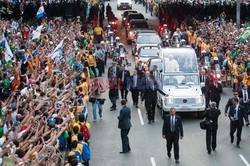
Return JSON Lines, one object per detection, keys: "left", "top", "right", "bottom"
{"left": 160, "top": 24, "right": 170, "bottom": 38}
{"left": 172, "top": 28, "right": 182, "bottom": 43}
{"left": 114, "top": 37, "right": 120, "bottom": 50}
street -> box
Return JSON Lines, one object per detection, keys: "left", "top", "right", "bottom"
{"left": 89, "top": 1, "right": 250, "bottom": 166}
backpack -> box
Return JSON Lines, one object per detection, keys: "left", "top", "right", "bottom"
{"left": 80, "top": 142, "right": 91, "bottom": 161}
{"left": 80, "top": 123, "right": 90, "bottom": 142}
{"left": 73, "top": 150, "right": 82, "bottom": 163}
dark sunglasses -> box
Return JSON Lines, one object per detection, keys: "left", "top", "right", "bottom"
{"left": 234, "top": 94, "right": 238, "bottom": 95}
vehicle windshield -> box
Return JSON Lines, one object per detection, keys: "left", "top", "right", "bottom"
{"left": 131, "top": 23, "right": 148, "bottom": 28}
{"left": 139, "top": 48, "right": 159, "bottom": 58}
{"left": 125, "top": 11, "right": 137, "bottom": 17}
{"left": 136, "top": 35, "right": 161, "bottom": 44}
{"left": 128, "top": 15, "right": 144, "bottom": 21}
{"left": 163, "top": 51, "right": 198, "bottom": 73}
{"left": 163, "top": 75, "right": 199, "bottom": 86}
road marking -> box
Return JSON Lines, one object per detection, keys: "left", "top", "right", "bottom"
{"left": 239, "top": 154, "right": 250, "bottom": 166}
{"left": 137, "top": 109, "right": 144, "bottom": 125}
{"left": 150, "top": 157, "right": 156, "bottom": 166}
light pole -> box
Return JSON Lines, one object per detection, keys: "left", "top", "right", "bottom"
{"left": 236, "top": 0, "right": 240, "bottom": 28}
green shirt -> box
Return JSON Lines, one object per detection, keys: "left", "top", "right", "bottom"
{"left": 3, "top": 78, "right": 10, "bottom": 88}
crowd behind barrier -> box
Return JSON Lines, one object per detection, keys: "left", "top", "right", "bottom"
{"left": 0, "top": 0, "right": 89, "bottom": 22}
{"left": 158, "top": 1, "right": 250, "bottom": 29}
{"left": 0, "top": 16, "right": 104, "bottom": 165}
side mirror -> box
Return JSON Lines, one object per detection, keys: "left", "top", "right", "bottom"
{"left": 160, "top": 69, "right": 163, "bottom": 73}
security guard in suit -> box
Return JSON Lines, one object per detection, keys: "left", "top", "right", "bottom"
{"left": 141, "top": 71, "right": 159, "bottom": 124}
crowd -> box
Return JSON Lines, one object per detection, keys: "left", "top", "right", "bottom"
{"left": 0, "top": 15, "right": 107, "bottom": 165}
{"left": 158, "top": 0, "right": 250, "bottom": 30}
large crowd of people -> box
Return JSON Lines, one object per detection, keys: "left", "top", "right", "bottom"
{"left": 0, "top": 16, "right": 101, "bottom": 165}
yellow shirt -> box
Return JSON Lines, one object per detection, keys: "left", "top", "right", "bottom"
{"left": 88, "top": 54, "right": 96, "bottom": 67}
{"left": 76, "top": 96, "right": 90, "bottom": 113}
{"left": 94, "top": 27, "right": 103, "bottom": 35}
{"left": 211, "top": 52, "right": 217, "bottom": 58}
{"left": 201, "top": 42, "right": 208, "bottom": 51}
{"left": 196, "top": 36, "right": 202, "bottom": 47}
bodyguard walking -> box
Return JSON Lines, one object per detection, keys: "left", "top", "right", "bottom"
{"left": 203, "top": 102, "right": 221, "bottom": 154}
{"left": 118, "top": 99, "right": 132, "bottom": 153}
{"left": 141, "top": 71, "right": 158, "bottom": 124}
{"left": 228, "top": 98, "right": 247, "bottom": 148}
{"left": 162, "top": 108, "right": 183, "bottom": 163}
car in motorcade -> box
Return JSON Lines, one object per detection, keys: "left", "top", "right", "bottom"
{"left": 121, "top": 10, "right": 137, "bottom": 26}
{"left": 134, "top": 45, "right": 160, "bottom": 66}
{"left": 131, "top": 32, "right": 161, "bottom": 56}
{"left": 126, "top": 19, "right": 149, "bottom": 44}
{"left": 124, "top": 13, "right": 145, "bottom": 29}
{"left": 117, "top": 0, "right": 132, "bottom": 10}
{"left": 157, "top": 47, "right": 206, "bottom": 118}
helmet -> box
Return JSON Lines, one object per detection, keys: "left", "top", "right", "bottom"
{"left": 119, "top": 43, "right": 123, "bottom": 47}
{"left": 163, "top": 24, "right": 167, "bottom": 27}
{"left": 115, "top": 37, "right": 120, "bottom": 40}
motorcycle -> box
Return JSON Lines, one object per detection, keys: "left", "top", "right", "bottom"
{"left": 162, "top": 34, "right": 170, "bottom": 47}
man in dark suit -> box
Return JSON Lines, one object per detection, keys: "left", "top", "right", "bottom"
{"left": 207, "top": 78, "right": 223, "bottom": 108}
{"left": 203, "top": 102, "right": 221, "bottom": 154}
{"left": 225, "top": 92, "right": 240, "bottom": 116}
{"left": 108, "top": 61, "right": 120, "bottom": 99}
{"left": 228, "top": 98, "right": 247, "bottom": 148}
{"left": 162, "top": 108, "right": 183, "bottom": 163}
{"left": 135, "top": 60, "right": 145, "bottom": 77}
{"left": 141, "top": 71, "right": 159, "bottom": 124}
{"left": 238, "top": 84, "right": 250, "bottom": 126}
{"left": 150, "top": 65, "right": 159, "bottom": 81}
{"left": 118, "top": 65, "right": 130, "bottom": 101}
{"left": 128, "top": 70, "right": 140, "bottom": 108}
{"left": 118, "top": 99, "right": 132, "bottom": 153}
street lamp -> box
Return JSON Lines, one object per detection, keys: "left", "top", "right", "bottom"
{"left": 236, "top": 0, "right": 241, "bottom": 28}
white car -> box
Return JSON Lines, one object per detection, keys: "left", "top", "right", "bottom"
{"left": 157, "top": 47, "right": 205, "bottom": 118}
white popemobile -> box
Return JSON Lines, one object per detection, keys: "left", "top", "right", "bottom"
{"left": 156, "top": 46, "right": 206, "bottom": 118}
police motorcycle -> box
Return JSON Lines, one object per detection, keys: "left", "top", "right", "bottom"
{"left": 212, "top": 57, "right": 225, "bottom": 86}
{"left": 172, "top": 31, "right": 181, "bottom": 47}
{"left": 116, "top": 43, "right": 131, "bottom": 67}
{"left": 201, "top": 50, "right": 210, "bottom": 68}
{"left": 159, "top": 24, "right": 171, "bottom": 47}
{"left": 105, "top": 26, "right": 116, "bottom": 58}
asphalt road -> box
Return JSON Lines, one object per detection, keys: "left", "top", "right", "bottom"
{"left": 89, "top": 1, "right": 250, "bottom": 166}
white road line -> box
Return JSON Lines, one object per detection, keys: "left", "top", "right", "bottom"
{"left": 150, "top": 157, "right": 156, "bottom": 166}
{"left": 137, "top": 108, "right": 144, "bottom": 125}
{"left": 239, "top": 154, "right": 250, "bottom": 166}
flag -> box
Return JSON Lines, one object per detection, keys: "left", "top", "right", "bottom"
{"left": 47, "top": 58, "right": 52, "bottom": 74}
{"left": 35, "top": 55, "right": 39, "bottom": 67}
{"left": 36, "top": 3, "right": 46, "bottom": 19}
{"left": 49, "top": 39, "right": 64, "bottom": 59}
{"left": 28, "top": 61, "right": 35, "bottom": 72}
{"left": 26, "top": 49, "right": 34, "bottom": 60}
{"left": 32, "top": 25, "right": 43, "bottom": 40}
{"left": 2, "top": 34, "right": 14, "bottom": 62}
